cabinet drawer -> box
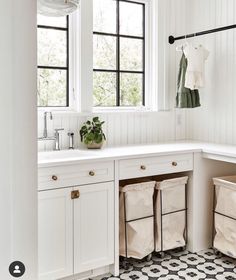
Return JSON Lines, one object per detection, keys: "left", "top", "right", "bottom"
{"left": 119, "top": 153, "right": 193, "bottom": 180}
{"left": 38, "top": 161, "right": 114, "bottom": 191}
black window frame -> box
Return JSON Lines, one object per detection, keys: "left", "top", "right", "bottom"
{"left": 93, "top": 0, "right": 145, "bottom": 107}
{"left": 37, "top": 16, "right": 70, "bottom": 107}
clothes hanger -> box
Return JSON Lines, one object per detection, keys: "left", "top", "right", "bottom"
{"left": 176, "top": 35, "right": 188, "bottom": 52}
{"left": 192, "top": 33, "right": 203, "bottom": 49}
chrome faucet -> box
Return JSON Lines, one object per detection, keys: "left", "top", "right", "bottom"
{"left": 54, "top": 128, "right": 64, "bottom": 151}
{"left": 38, "top": 112, "right": 64, "bottom": 150}
{"left": 38, "top": 112, "right": 55, "bottom": 141}
{"left": 43, "top": 112, "right": 52, "bottom": 138}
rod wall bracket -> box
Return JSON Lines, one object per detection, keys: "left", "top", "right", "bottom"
{"left": 168, "top": 36, "right": 175, "bottom": 44}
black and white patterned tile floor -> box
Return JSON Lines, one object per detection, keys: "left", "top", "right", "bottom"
{"left": 102, "top": 249, "right": 236, "bottom": 280}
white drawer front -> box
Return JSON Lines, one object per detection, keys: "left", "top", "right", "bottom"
{"left": 119, "top": 153, "right": 193, "bottom": 180}
{"left": 38, "top": 161, "right": 114, "bottom": 191}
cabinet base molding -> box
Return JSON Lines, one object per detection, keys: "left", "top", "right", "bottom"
{"left": 60, "top": 265, "right": 111, "bottom": 280}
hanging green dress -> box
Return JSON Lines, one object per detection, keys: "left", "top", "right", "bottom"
{"left": 176, "top": 53, "right": 201, "bottom": 108}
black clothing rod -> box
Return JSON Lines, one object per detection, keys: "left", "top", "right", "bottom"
{"left": 169, "top": 24, "right": 236, "bottom": 44}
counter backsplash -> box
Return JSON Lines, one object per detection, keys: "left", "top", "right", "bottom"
{"left": 37, "top": 111, "right": 185, "bottom": 152}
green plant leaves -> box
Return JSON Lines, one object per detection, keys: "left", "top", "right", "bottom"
{"left": 93, "top": 116, "right": 99, "bottom": 122}
{"left": 94, "top": 133, "right": 103, "bottom": 143}
{"left": 79, "top": 116, "right": 106, "bottom": 145}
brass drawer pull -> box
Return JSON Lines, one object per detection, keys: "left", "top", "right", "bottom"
{"left": 89, "top": 171, "right": 95, "bottom": 176}
{"left": 140, "top": 165, "right": 146, "bottom": 170}
{"left": 172, "top": 162, "right": 178, "bottom": 166}
{"left": 52, "top": 175, "right": 58, "bottom": 181}
{"left": 71, "top": 190, "right": 80, "bottom": 200}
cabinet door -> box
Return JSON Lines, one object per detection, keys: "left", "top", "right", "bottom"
{"left": 74, "top": 182, "right": 114, "bottom": 274}
{"left": 38, "top": 188, "right": 73, "bottom": 280}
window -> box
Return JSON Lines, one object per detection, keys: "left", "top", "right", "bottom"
{"left": 37, "top": 15, "right": 69, "bottom": 107}
{"left": 93, "top": 0, "right": 145, "bottom": 107}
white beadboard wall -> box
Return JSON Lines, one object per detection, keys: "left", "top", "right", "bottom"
{"left": 38, "top": 0, "right": 188, "bottom": 152}
{"left": 38, "top": 111, "right": 178, "bottom": 151}
{"left": 185, "top": 0, "right": 236, "bottom": 144}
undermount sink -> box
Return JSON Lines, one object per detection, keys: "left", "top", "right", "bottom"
{"left": 38, "top": 149, "right": 99, "bottom": 162}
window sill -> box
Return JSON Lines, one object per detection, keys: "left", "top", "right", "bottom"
{"left": 37, "top": 107, "right": 83, "bottom": 117}
{"left": 92, "top": 106, "right": 154, "bottom": 114}
{"left": 38, "top": 107, "right": 75, "bottom": 112}
{"left": 37, "top": 107, "right": 172, "bottom": 117}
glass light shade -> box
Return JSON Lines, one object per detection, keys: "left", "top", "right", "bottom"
{"left": 38, "top": 0, "right": 79, "bottom": 17}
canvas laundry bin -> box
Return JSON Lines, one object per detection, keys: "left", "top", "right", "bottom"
{"left": 155, "top": 176, "right": 188, "bottom": 252}
{"left": 119, "top": 181, "right": 156, "bottom": 259}
{"left": 213, "top": 176, "right": 236, "bottom": 258}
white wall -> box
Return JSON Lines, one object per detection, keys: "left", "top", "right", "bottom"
{"left": 38, "top": 0, "right": 188, "bottom": 151}
{"left": 185, "top": 0, "right": 236, "bottom": 144}
{"left": 38, "top": 111, "right": 177, "bottom": 150}
{"left": 0, "top": 1, "right": 37, "bottom": 279}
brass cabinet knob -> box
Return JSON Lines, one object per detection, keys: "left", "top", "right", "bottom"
{"left": 89, "top": 171, "right": 95, "bottom": 176}
{"left": 172, "top": 162, "right": 178, "bottom": 166}
{"left": 71, "top": 190, "right": 80, "bottom": 199}
{"left": 140, "top": 165, "right": 146, "bottom": 170}
{"left": 52, "top": 175, "right": 58, "bottom": 181}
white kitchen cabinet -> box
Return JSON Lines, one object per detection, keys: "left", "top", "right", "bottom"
{"left": 38, "top": 181, "right": 114, "bottom": 280}
{"left": 38, "top": 161, "right": 114, "bottom": 191}
{"left": 38, "top": 188, "right": 73, "bottom": 280}
{"left": 74, "top": 182, "right": 114, "bottom": 274}
{"left": 119, "top": 153, "right": 193, "bottom": 180}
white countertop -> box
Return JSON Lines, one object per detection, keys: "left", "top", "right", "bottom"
{"left": 38, "top": 141, "right": 236, "bottom": 168}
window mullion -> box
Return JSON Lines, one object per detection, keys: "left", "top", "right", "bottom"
{"left": 37, "top": 25, "right": 68, "bottom": 31}
{"left": 66, "top": 15, "right": 69, "bottom": 107}
{"left": 38, "top": 66, "right": 68, "bottom": 70}
{"left": 142, "top": 3, "right": 145, "bottom": 106}
{"left": 93, "top": 31, "right": 144, "bottom": 40}
{"left": 116, "top": 0, "right": 120, "bottom": 107}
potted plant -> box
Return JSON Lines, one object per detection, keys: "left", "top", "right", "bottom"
{"left": 79, "top": 117, "right": 106, "bottom": 149}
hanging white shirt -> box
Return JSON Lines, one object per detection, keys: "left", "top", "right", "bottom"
{"left": 183, "top": 43, "right": 209, "bottom": 90}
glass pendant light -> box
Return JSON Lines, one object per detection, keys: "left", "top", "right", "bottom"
{"left": 38, "top": 0, "right": 79, "bottom": 17}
